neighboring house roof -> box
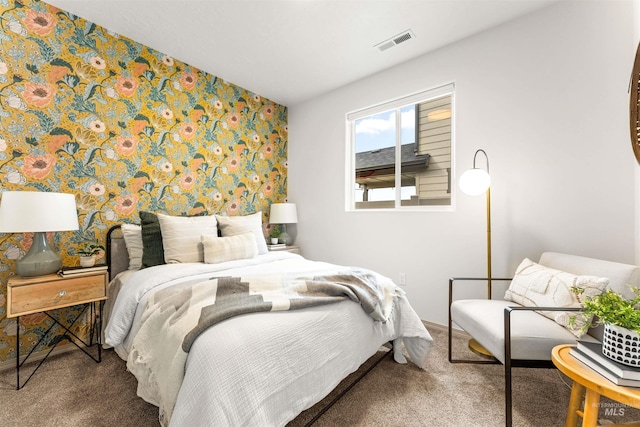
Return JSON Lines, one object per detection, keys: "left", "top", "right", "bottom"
{"left": 356, "top": 143, "right": 430, "bottom": 176}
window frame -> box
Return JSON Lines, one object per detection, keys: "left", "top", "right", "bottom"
{"left": 345, "top": 83, "right": 455, "bottom": 212}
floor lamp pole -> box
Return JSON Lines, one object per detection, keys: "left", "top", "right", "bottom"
{"left": 486, "top": 187, "right": 492, "bottom": 300}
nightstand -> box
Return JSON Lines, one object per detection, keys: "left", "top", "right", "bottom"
{"left": 267, "top": 245, "right": 300, "bottom": 254}
{"left": 553, "top": 344, "right": 640, "bottom": 426}
{"left": 6, "top": 270, "right": 108, "bottom": 389}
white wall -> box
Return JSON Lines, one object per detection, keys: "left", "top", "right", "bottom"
{"left": 288, "top": 1, "right": 637, "bottom": 326}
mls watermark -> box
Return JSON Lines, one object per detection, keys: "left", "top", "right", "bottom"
{"left": 594, "top": 402, "right": 628, "bottom": 417}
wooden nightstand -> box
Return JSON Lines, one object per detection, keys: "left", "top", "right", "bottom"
{"left": 7, "top": 270, "right": 108, "bottom": 389}
{"left": 267, "top": 245, "right": 300, "bottom": 254}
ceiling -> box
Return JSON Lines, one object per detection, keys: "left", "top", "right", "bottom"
{"left": 46, "top": 0, "right": 559, "bottom": 106}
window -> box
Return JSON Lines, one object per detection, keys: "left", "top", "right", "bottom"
{"left": 346, "top": 83, "right": 454, "bottom": 210}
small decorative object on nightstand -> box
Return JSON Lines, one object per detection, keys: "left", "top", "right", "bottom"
{"left": 269, "top": 227, "right": 280, "bottom": 245}
{"left": 6, "top": 270, "right": 108, "bottom": 389}
{"left": 78, "top": 241, "right": 105, "bottom": 267}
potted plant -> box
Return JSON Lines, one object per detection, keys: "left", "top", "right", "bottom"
{"left": 269, "top": 227, "right": 280, "bottom": 245}
{"left": 572, "top": 286, "right": 640, "bottom": 366}
{"left": 78, "top": 242, "right": 105, "bottom": 267}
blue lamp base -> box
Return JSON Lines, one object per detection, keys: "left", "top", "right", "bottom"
{"left": 16, "top": 232, "right": 62, "bottom": 277}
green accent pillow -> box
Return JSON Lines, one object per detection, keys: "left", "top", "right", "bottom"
{"left": 140, "top": 211, "right": 165, "bottom": 268}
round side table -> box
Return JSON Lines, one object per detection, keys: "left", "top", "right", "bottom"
{"left": 552, "top": 344, "right": 640, "bottom": 427}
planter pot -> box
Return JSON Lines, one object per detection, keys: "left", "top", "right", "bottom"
{"left": 271, "top": 238, "right": 279, "bottom": 245}
{"left": 80, "top": 255, "right": 96, "bottom": 267}
{"left": 602, "top": 323, "right": 640, "bottom": 367}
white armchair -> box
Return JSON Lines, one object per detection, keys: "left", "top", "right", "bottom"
{"left": 448, "top": 252, "right": 640, "bottom": 427}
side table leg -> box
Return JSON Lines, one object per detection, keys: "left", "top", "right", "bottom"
{"left": 15, "top": 316, "right": 19, "bottom": 390}
{"left": 582, "top": 389, "right": 601, "bottom": 427}
{"left": 97, "top": 300, "right": 102, "bottom": 362}
{"left": 566, "top": 381, "right": 585, "bottom": 427}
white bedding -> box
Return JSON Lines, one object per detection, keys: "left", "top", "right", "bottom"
{"left": 104, "top": 252, "right": 433, "bottom": 426}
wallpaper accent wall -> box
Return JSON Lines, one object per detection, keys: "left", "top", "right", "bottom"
{"left": 0, "top": 0, "right": 288, "bottom": 362}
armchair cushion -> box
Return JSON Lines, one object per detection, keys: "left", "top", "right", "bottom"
{"left": 450, "top": 299, "right": 599, "bottom": 364}
{"left": 504, "top": 258, "right": 608, "bottom": 337}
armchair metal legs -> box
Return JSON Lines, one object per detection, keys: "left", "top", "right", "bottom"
{"left": 449, "top": 278, "right": 558, "bottom": 427}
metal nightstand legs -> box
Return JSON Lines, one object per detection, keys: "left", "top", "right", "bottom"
{"left": 14, "top": 300, "right": 103, "bottom": 390}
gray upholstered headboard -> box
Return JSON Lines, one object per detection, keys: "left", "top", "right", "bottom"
{"left": 106, "top": 225, "right": 129, "bottom": 281}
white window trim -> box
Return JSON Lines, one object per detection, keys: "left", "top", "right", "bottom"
{"left": 345, "top": 83, "right": 456, "bottom": 212}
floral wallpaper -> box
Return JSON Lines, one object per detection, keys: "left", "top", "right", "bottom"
{"left": 0, "top": 0, "right": 288, "bottom": 362}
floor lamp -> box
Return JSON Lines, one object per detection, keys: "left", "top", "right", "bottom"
{"left": 459, "top": 149, "right": 492, "bottom": 357}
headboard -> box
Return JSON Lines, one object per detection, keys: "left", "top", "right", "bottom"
{"left": 106, "top": 224, "right": 129, "bottom": 281}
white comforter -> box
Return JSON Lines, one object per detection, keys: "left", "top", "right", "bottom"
{"left": 104, "top": 252, "right": 433, "bottom": 427}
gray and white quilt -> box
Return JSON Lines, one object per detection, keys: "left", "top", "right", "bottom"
{"left": 128, "top": 268, "right": 396, "bottom": 424}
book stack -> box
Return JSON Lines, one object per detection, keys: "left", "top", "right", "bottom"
{"left": 570, "top": 341, "right": 640, "bottom": 387}
{"left": 59, "top": 264, "right": 108, "bottom": 277}
{"left": 268, "top": 243, "right": 287, "bottom": 250}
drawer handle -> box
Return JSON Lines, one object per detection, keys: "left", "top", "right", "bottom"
{"left": 59, "top": 290, "right": 67, "bottom": 297}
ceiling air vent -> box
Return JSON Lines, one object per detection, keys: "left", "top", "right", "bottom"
{"left": 375, "top": 30, "right": 415, "bottom": 52}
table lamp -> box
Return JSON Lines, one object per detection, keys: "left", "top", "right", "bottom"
{"left": 269, "top": 203, "right": 298, "bottom": 245}
{"left": 0, "top": 191, "right": 79, "bottom": 277}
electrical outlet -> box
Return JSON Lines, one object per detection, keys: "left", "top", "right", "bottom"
{"left": 398, "top": 272, "right": 406, "bottom": 286}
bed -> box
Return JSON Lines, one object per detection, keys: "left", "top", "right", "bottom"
{"left": 103, "top": 216, "right": 433, "bottom": 427}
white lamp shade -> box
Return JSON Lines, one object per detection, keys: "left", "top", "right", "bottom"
{"left": 269, "top": 203, "right": 298, "bottom": 224}
{"left": 0, "top": 191, "right": 79, "bottom": 232}
{"left": 459, "top": 168, "right": 491, "bottom": 196}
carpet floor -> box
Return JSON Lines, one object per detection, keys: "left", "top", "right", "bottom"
{"left": 1, "top": 323, "right": 639, "bottom": 426}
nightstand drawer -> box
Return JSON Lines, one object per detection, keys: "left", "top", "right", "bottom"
{"left": 7, "top": 273, "right": 107, "bottom": 318}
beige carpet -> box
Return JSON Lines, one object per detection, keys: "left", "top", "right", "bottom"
{"left": 1, "top": 324, "right": 639, "bottom": 426}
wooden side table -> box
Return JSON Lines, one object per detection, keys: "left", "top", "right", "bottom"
{"left": 6, "top": 271, "right": 108, "bottom": 389}
{"left": 552, "top": 344, "right": 640, "bottom": 427}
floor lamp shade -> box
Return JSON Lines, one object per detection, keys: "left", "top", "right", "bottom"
{"left": 459, "top": 168, "right": 491, "bottom": 196}
{"left": 0, "top": 191, "right": 79, "bottom": 277}
{"left": 269, "top": 203, "right": 298, "bottom": 244}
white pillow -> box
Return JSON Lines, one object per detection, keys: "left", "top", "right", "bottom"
{"left": 201, "top": 232, "right": 258, "bottom": 264}
{"left": 504, "top": 258, "right": 609, "bottom": 337}
{"left": 121, "top": 224, "right": 143, "bottom": 270}
{"left": 216, "top": 212, "right": 268, "bottom": 254}
{"left": 157, "top": 213, "right": 218, "bottom": 263}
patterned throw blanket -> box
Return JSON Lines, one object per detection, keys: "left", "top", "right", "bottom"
{"left": 126, "top": 268, "right": 397, "bottom": 425}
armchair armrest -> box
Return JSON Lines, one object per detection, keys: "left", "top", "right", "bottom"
{"left": 448, "top": 277, "right": 512, "bottom": 307}
{"left": 503, "top": 306, "right": 583, "bottom": 362}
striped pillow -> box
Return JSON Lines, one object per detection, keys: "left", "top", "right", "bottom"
{"left": 201, "top": 232, "right": 258, "bottom": 264}
{"left": 216, "top": 212, "right": 268, "bottom": 255}
{"left": 121, "top": 223, "right": 143, "bottom": 270}
{"left": 157, "top": 213, "right": 218, "bottom": 263}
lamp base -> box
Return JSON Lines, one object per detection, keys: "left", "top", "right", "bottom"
{"left": 16, "top": 232, "right": 62, "bottom": 277}
{"left": 468, "top": 338, "right": 495, "bottom": 359}
{"left": 279, "top": 231, "right": 291, "bottom": 245}
{"left": 279, "top": 224, "right": 294, "bottom": 245}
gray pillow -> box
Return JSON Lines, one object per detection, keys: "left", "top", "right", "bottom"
{"left": 140, "top": 211, "right": 165, "bottom": 268}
